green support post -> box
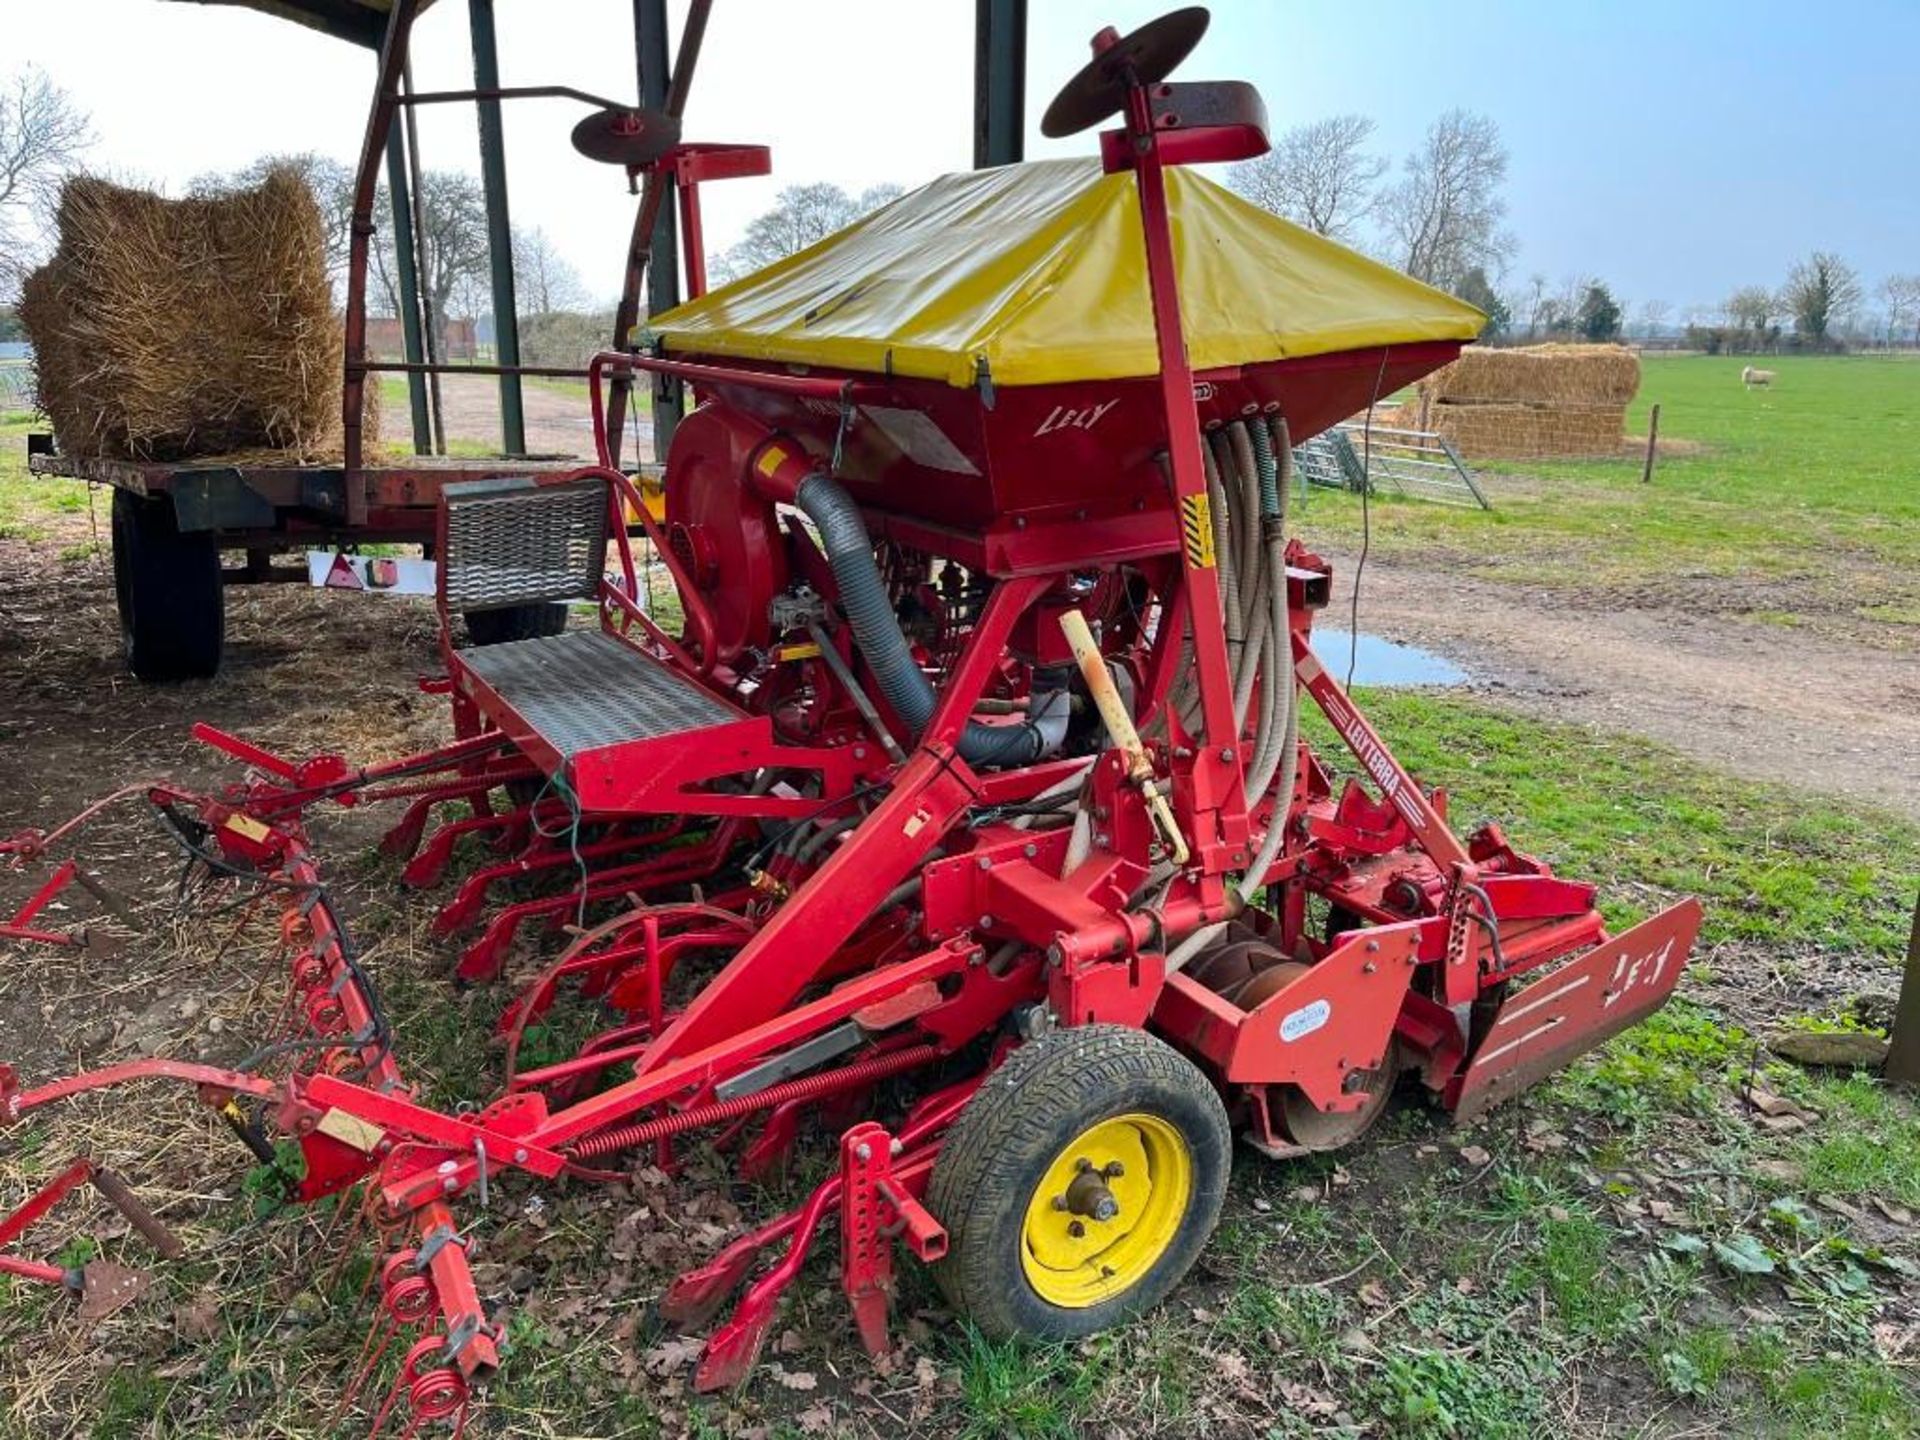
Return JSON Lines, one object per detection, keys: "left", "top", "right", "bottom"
{"left": 382, "top": 123, "right": 433, "bottom": 454}
{"left": 637, "top": 0, "right": 681, "bottom": 461}
{"left": 468, "top": 0, "right": 525, "bottom": 456}
{"left": 973, "top": 0, "right": 1027, "bottom": 168}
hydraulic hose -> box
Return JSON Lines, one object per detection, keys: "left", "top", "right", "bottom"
{"left": 793, "top": 472, "right": 1065, "bottom": 767}
{"left": 1169, "top": 416, "right": 1301, "bottom": 970}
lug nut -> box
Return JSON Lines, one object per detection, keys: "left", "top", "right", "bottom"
{"left": 1067, "top": 1220, "right": 1086, "bottom": 1238}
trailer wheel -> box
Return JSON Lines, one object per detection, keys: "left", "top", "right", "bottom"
{"left": 464, "top": 603, "right": 569, "bottom": 646}
{"left": 111, "top": 489, "right": 223, "bottom": 681}
{"left": 928, "top": 1025, "right": 1230, "bottom": 1340}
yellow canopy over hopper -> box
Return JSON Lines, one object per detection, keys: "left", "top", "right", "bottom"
{"left": 652, "top": 159, "right": 1484, "bottom": 390}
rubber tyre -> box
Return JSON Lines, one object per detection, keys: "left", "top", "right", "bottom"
{"left": 927, "top": 1025, "right": 1231, "bottom": 1341}
{"left": 464, "top": 603, "right": 569, "bottom": 646}
{"left": 111, "top": 489, "right": 224, "bottom": 681}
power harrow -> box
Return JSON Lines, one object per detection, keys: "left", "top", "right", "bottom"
{"left": 1, "top": 10, "right": 1700, "bottom": 1432}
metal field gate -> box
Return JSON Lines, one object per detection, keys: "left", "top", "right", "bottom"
{"left": 1293, "top": 420, "right": 1490, "bottom": 510}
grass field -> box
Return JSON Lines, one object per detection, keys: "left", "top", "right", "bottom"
{"left": 1295, "top": 355, "right": 1920, "bottom": 628}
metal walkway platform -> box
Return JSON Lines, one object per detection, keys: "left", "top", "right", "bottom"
{"left": 459, "top": 630, "right": 742, "bottom": 760}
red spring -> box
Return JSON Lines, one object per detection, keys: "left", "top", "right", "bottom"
{"left": 369, "top": 1334, "right": 468, "bottom": 1439}
{"left": 568, "top": 1043, "right": 943, "bottom": 1161}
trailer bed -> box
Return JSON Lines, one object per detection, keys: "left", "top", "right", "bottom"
{"left": 27, "top": 449, "right": 588, "bottom": 546}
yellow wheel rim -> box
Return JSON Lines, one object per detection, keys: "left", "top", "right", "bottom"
{"left": 1019, "top": 1112, "right": 1192, "bottom": 1308}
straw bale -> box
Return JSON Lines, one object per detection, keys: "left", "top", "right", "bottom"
{"left": 1421, "top": 343, "right": 1640, "bottom": 407}
{"left": 19, "top": 167, "right": 374, "bottom": 462}
{"left": 1428, "top": 400, "right": 1627, "bottom": 459}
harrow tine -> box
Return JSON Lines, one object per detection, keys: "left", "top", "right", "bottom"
{"left": 317, "top": 1183, "right": 370, "bottom": 1296}
{"left": 89, "top": 1167, "right": 184, "bottom": 1259}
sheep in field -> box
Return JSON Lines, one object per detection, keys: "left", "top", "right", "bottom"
{"left": 1743, "top": 365, "right": 1776, "bottom": 389}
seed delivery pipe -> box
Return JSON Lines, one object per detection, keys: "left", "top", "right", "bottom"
{"left": 793, "top": 472, "right": 1065, "bottom": 767}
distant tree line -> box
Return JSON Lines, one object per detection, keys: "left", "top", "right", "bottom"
{"left": 1225, "top": 108, "right": 1916, "bottom": 354}
{"left": 1683, "top": 257, "right": 1920, "bottom": 354}
{"left": 704, "top": 181, "right": 904, "bottom": 287}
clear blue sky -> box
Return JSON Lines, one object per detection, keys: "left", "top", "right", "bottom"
{"left": 1024, "top": 0, "right": 1919, "bottom": 313}
{"left": 13, "top": 1, "right": 1917, "bottom": 317}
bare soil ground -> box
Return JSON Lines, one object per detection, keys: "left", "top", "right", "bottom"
{"left": 1339, "top": 556, "right": 1920, "bottom": 823}
{"left": 424, "top": 374, "right": 650, "bottom": 460}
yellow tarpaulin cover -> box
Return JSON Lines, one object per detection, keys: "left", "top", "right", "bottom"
{"left": 652, "top": 159, "right": 1484, "bottom": 389}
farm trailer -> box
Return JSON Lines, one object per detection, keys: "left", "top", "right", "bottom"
{"left": 1, "top": 7, "right": 1703, "bottom": 1435}
{"left": 19, "top": 0, "right": 801, "bottom": 680}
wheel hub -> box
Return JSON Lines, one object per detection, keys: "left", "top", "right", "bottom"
{"left": 1020, "top": 1113, "right": 1191, "bottom": 1307}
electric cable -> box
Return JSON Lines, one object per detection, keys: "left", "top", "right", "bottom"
{"left": 1347, "top": 349, "right": 1392, "bottom": 692}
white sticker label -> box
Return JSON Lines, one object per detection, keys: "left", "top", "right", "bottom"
{"left": 306, "top": 551, "right": 436, "bottom": 595}
{"left": 1279, "top": 999, "right": 1331, "bottom": 1043}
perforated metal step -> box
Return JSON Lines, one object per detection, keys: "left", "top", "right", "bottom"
{"left": 460, "top": 630, "right": 741, "bottom": 760}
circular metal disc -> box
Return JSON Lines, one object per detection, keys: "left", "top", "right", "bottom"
{"left": 1039, "top": 6, "right": 1211, "bottom": 138}
{"left": 570, "top": 106, "right": 682, "bottom": 167}
{"left": 1281, "top": 1039, "right": 1402, "bottom": 1153}
{"left": 1232, "top": 957, "right": 1309, "bottom": 1011}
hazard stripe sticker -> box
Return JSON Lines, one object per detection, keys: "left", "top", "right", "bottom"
{"left": 1180, "top": 493, "right": 1216, "bottom": 569}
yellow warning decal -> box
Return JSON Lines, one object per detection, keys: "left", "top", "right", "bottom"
{"left": 224, "top": 813, "right": 271, "bottom": 843}
{"left": 316, "top": 1107, "right": 386, "bottom": 1154}
{"left": 1180, "top": 493, "right": 1216, "bottom": 569}
{"left": 755, "top": 445, "right": 789, "bottom": 479}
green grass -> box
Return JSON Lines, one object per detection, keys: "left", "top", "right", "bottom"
{"left": 1297, "top": 355, "right": 1920, "bottom": 617}
{"left": 1318, "top": 688, "right": 1920, "bottom": 955}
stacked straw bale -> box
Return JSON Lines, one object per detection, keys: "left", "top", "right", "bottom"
{"left": 1416, "top": 343, "right": 1638, "bottom": 459}
{"left": 20, "top": 167, "right": 373, "bottom": 462}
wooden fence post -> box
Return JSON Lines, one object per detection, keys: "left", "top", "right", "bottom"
{"left": 1641, "top": 403, "right": 1661, "bottom": 484}
{"left": 1887, "top": 888, "right": 1920, "bottom": 1087}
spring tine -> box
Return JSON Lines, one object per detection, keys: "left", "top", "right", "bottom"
{"left": 332, "top": 1314, "right": 395, "bottom": 1431}
{"left": 363, "top": 1366, "right": 408, "bottom": 1440}
{"left": 320, "top": 1186, "right": 369, "bottom": 1296}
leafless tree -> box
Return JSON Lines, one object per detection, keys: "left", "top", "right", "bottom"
{"left": 367, "top": 169, "right": 489, "bottom": 327}
{"left": 1526, "top": 274, "right": 1588, "bottom": 339}
{"left": 1521, "top": 272, "right": 1548, "bottom": 340}
{"left": 1229, "top": 114, "right": 1385, "bottom": 243}
{"left": 1722, "top": 285, "right": 1777, "bottom": 337}
{"left": 1634, "top": 298, "right": 1671, "bottom": 341}
{"left": 718, "top": 181, "right": 903, "bottom": 280}
{"left": 1877, "top": 273, "right": 1920, "bottom": 347}
{"left": 1381, "top": 109, "right": 1513, "bottom": 293}
{"left": 512, "top": 225, "right": 587, "bottom": 315}
{"left": 1780, "top": 251, "right": 1862, "bottom": 348}
{"left": 0, "top": 66, "right": 91, "bottom": 288}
